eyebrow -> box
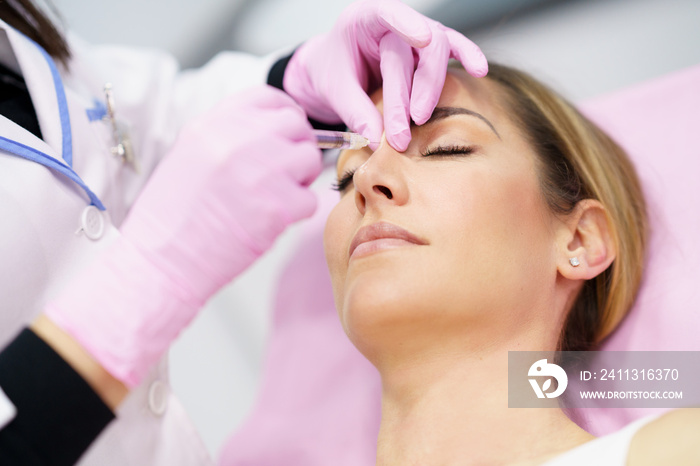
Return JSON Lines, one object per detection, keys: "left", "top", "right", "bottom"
{"left": 417, "top": 106, "right": 501, "bottom": 140}
{"left": 336, "top": 106, "right": 501, "bottom": 168}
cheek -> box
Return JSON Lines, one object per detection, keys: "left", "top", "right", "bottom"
{"left": 430, "top": 163, "right": 553, "bottom": 295}
{"left": 493, "top": 170, "right": 553, "bottom": 265}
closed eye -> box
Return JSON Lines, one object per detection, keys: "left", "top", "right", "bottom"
{"left": 331, "top": 168, "right": 357, "bottom": 193}
{"left": 332, "top": 145, "right": 475, "bottom": 192}
{"left": 420, "top": 144, "right": 476, "bottom": 157}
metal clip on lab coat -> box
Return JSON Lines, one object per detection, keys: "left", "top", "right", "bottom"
{"left": 104, "top": 83, "right": 139, "bottom": 173}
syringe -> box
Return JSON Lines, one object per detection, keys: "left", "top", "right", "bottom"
{"left": 314, "top": 130, "right": 370, "bottom": 150}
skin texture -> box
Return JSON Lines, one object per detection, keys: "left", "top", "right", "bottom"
{"left": 324, "top": 69, "right": 618, "bottom": 464}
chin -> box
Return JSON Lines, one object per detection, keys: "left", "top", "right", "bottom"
{"left": 338, "top": 275, "right": 432, "bottom": 364}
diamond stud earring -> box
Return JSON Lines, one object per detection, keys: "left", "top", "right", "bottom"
{"left": 569, "top": 257, "right": 580, "bottom": 267}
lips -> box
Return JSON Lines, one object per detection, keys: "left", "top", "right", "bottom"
{"left": 349, "top": 222, "right": 428, "bottom": 259}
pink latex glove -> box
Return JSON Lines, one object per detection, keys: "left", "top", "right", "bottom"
{"left": 45, "top": 86, "right": 321, "bottom": 387}
{"left": 283, "top": 0, "right": 488, "bottom": 152}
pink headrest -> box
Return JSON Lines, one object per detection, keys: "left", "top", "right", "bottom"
{"left": 219, "top": 65, "right": 700, "bottom": 463}
{"left": 218, "top": 190, "right": 381, "bottom": 465}
{"left": 578, "top": 64, "right": 700, "bottom": 434}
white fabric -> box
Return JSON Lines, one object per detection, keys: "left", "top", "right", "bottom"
{"left": 0, "top": 18, "right": 278, "bottom": 466}
{"left": 542, "top": 414, "right": 660, "bottom": 465}
{"left": 0, "top": 386, "right": 16, "bottom": 431}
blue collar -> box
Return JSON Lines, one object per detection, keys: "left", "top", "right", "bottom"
{"left": 0, "top": 35, "right": 105, "bottom": 210}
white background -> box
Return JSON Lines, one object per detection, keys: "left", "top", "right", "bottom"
{"left": 53, "top": 0, "right": 700, "bottom": 457}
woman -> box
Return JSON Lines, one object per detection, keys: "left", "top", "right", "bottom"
{"left": 324, "top": 63, "right": 699, "bottom": 464}
{"left": 3, "top": 5, "right": 693, "bottom": 464}
{"left": 1, "top": 49, "right": 695, "bottom": 466}
{"left": 0, "top": 0, "right": 488, "bottom": 464}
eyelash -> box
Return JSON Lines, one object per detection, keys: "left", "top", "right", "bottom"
{"left": 331, "top": 145, "right": 476, "bottom": 193}
{"left": 420, "top": 144, "right": 476, "bottom": 158}
{"left": 331, "top": 169, "right": 356, "bottom": 193}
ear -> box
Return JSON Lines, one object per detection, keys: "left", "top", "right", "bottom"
{"left": 556, "top": 199, "right": 616, "bottom": 280}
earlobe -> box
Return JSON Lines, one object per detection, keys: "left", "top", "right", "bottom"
{"left": 557, "top": 199, "right": 616, "bottom": 280}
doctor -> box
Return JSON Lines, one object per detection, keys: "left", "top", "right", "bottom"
{"left": 0, "top": 0, "right": 488, "bottom": 465}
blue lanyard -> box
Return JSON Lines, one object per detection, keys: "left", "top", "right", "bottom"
{"left": 0, "top": 37, "right": 105, "bottom": 210}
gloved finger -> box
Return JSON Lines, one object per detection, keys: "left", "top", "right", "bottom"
{"left": 372, "top": 0, "right": 432, "bottom": 48}
{"left": 252, "top": 174, "right": 319, "bottom": 228}
{"left": 284, "top": 140, "right": 323, "bottom": 187}
{"left": 231, "top": 85, "right": 304, "bottom": 114}
{"left": 220, "top": 126, "right": 321, "bottom": 188}
{"left": 214, "top": 87, "right": 315, "bottom": 146}
{"left": 379, "top": 33, "right": 414, "bottom": 152}
{"left": 409, "top": 28, "right": 450, "bottom": 125}
{"left": 281, "top": 180, "right": 318, "bottom": 222}
{"left": 231, "top": 173, "right": 318, "bottom": 252}
{"left": 443, "top": 27, "right": 488, "bottom": 78}
{"left": 329, "top": 80, "right": 385, "bottom": 151}
{"left": 260, "top": 103, "right": 318, "bottom": 144}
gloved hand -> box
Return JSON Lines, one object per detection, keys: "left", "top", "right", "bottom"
{"left": 45, "top": 86, "right": 321, "bottom": 387}
{"left": 283, "top": 0, "right": 488, "bottom": 152}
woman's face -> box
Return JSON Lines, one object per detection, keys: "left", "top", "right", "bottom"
{"left": 324, "top": 69, "right": 562, "bottom": 364}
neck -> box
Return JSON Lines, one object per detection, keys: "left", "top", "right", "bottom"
{"left": 376, "top": 341, "right": 593, "bottom": 465}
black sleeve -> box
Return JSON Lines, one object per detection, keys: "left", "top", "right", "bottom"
{"left": 267, "top": 51, "right": 347, "bottom": 132}
{"left": 0, "top": 328, "right": 115, "bottom": 466}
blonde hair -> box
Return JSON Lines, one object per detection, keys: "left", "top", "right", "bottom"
{"left": 481, "top": 63, "right": 648, "bottom": 350}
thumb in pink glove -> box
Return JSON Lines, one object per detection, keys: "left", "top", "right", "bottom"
{"left": 46, "top": 86, "right": 322, "bottom": 387}
{"left": 283, "top": 0, "right": 488, "bottom": 152}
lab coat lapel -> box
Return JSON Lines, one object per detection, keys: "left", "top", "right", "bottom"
{"left": 1, "top": 20, "right": 67, "bottom": 165}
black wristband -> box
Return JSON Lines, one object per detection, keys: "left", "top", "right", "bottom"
{"left": 0, "top": 328, "right": 114, "bottom": 466}
{"left": 267, "top": 52, "right": 293, "bottom": 93}
{"left": 267, "top": 52, "right": 347, "bottom": 133}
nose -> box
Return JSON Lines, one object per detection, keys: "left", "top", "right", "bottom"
{"left": 353, "top": 142, "right": 409, "bottom": 215}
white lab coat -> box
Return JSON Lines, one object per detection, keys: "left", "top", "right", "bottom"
{"left": 0, "top": 19, "right": 280, "bottom": 465}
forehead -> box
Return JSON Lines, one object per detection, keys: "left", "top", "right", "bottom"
{"left": 371, "top": 68, "right": 505, "bottom": 127}
{"left": 437, "top": 68, "right": 497, "bottom": 111}
{"left": 337, "top": 69, "right": 527, "bottom": 170}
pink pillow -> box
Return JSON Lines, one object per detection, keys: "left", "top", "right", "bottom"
{"left": 218, "top": 189, "right": 381, "bottom": 465}
{"left": 578, "top": 64, "right": 700, "bottom": 435}
{"left": 218, "top": 64, "right": 700, "bottom": 463}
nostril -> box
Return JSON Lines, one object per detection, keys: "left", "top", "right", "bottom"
{"left": 374, "top": 185, "right": 393, "bottom": 200}
{"left": 355, "top": 191, "right": 366, "bottom": 213}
